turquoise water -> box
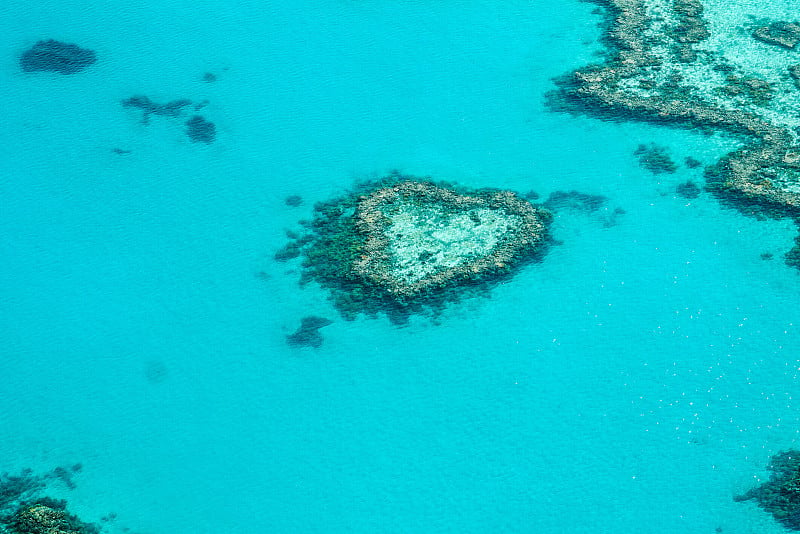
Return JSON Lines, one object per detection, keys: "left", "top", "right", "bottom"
{"left": 3, "top": 0, "right": 800, "bottom": 532}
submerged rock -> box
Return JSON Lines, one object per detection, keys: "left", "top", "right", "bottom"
{"left": 20, "top": 40, "right": 96, "bottom": 74}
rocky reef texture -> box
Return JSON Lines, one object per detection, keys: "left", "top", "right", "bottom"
{"left": 5, "top": 499, "right": 98, "bottom": 534}
{"left": 20, "top": 40, "right": 96, "bottom": 74}
{"left": 279, "top": 173, "right": 550, "bottom": 322}
{"left": 735, "top": 450, "right": 800, "bottom": 530}
{"left": 752, "top": 21, "right": 800, "bottom": 50}
{"left": 549, "top": 0, "right": 800, "bottom": 266}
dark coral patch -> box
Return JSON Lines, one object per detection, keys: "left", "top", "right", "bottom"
{"left": 186, "top": 115, "right": 216, "bottom": 143}
{"left": 675, "top": 180, "right": 702, "bottom": 198}
{"left": 736, "top": 450, "right": 800, "bottom": 530}
{"left": 634, "top": 144, "right": 678, "bottom": 175}
{"left": 121, "top": 96, "right": 192, "bottom": 124}
{"left": 20, "top": 40, "right": 96, "bottom": 74}
{"left": 286, "top": 316, "right": 333, "bottom": 348}
{"left": 543, "top": 190, "right": 608, "bottom": 212}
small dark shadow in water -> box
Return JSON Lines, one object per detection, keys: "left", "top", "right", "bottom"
{"left": 144, "top": 360, "right": 168, "bottom": 384}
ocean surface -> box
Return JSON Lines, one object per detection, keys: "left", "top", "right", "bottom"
{"left": 2, "top": 0, "right": 800, "bottom": 532}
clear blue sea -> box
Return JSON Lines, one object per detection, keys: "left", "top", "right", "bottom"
{"left": 3, "top": 0, "right": 800, "bottom": 532}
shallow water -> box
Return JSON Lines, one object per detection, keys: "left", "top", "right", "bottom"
{"left": 2, "top": 0, "right": 800, "bottom": 532}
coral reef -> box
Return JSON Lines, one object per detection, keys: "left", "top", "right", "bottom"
{"left": 20, "top": 40, "right": 96, "bottom": 74}
{"left": 278, "top": 173, "right": 551, "bottom": 322}
{"left": 735, "top": 450, "right": 800, "bottom": 530}
{"left": 5, "top": 499, "right": 98, "bottom": 534}
{"left": 547, "top": 0, "right": 800, "bottom": 269}
{"left": 286, "top": 316, "right": 333, "bottom": 348}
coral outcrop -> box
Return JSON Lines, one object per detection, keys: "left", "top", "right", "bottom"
{"left": 278, "top": 173, "right": 551, "bottom": 322}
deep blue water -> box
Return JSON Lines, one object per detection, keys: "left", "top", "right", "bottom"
{"left": 3, "top": 1, "right": 800, "bottom": 532}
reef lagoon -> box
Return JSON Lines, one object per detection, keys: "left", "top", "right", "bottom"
{"left": 5, "top": 0, "right": 800, "bottom": 532}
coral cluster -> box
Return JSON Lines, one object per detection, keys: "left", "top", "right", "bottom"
{"left": 548, "top": 0, "right": 800, "bottom": 264}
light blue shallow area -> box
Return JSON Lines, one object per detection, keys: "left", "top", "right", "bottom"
{"left": 2, "top": 0, "right": 800, "bottom": 532}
